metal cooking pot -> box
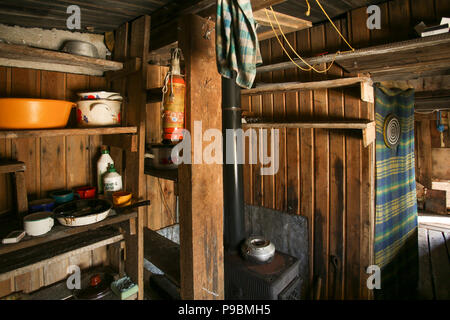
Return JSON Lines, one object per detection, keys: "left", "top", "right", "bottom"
{"left": 61, "top": 40, "right": 99, "bottom": 58}
{"left": 241, "top": 236, "right": 276, "bottom": 264}
{"left": 76, "top": 99, "right": 122, "bottom": 127}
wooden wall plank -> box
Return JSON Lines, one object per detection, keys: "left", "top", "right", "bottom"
{"left": 145, "top": 64, "right": 176, "bottom": 230}
{"left": 251, "top": 95, "right": 263, "bottom": 205}
{"left": 435, "top": 0, "right": 450, "bottom": 17}
{"left": 65, "top": 74, "right": 90, "bottom": 189}
{"left": 296, "top": 25, "right": 315, "bottom": 294}
{"left": 284, "top": 32, "right": 300, "bottom": 215}
{"left": 260, "top": 39, "right": 274, "bottom": 209}
{"left": 271, "top": 36, "right": 286, "bottom": 212}
{"left": 119, "top": 15, "right": 149, "bottom": 300}
{"left": 388, "top": 0, "right": 411, "bottom": 41}
{"left": 0, "top": 66, "right": 12, "bottom": 214}
{"left": 343, "top": 87, "right": 362, "bottom": 300}
{"left": 326, "top": 20, "right": 346, "bottom": 300}
{"left": 369, "top": 2, "right": 390, "bottom": 45}
{"left": 242, "top": 95, "right": 253, "bottom": 205}
{"left": 40, "top": 71, "right": 66, "bottom": 196}
{"left": 416, "top": 120, "right": 433, "bottom": 188}
{"left": 310, "top": 24, "right": 330, "bottom": 300}
{"left": 411, "top": 0, "right": 437, "bottom": 26}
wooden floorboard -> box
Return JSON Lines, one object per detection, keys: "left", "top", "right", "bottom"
{"left": 428, "top": 230, "right": 450, "bottom": 300}
{"left": 418, "top": 228, "right": 434, "bottom": 300}
{"left": 444, "top": 232, "right": 450, "bottom": 259}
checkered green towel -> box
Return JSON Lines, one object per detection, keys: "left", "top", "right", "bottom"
{"left": 216, "top": 0, "right": 262, "bottom": 89}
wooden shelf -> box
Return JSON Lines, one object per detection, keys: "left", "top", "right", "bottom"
{"left": 0, "top": 227, "right": 123, "bottom": 281}
{"left": 256, "top": 33, "right": 450, "bottom": 81}
{"left": 144, "top": 228, "right": 180, "bottom": 286}
{"left": 243, "top": 120, "right": 376, "bottom": 147}
{"left": 241, "top": 77, "right": 369, "bottom": 95}
{"left": 144, "top": 159, "right": 178, "bottom": 182}
{"left": 0, "top": 42, "right": 123, "bottom": 76}
{"left": 0, "top": 126, "right": 137, "bottom": 139}
{"left": 0, "top": 210, "right": 137, "bottom": 256}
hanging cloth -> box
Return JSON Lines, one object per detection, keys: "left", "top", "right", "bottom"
{"left": 374, "top": 85, "right": 418, "bottom": 299}
{"left": 216, "top": 0, "right": 262, "bottom": 89}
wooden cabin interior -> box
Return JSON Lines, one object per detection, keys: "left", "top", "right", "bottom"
{"left": 0, "top": 0, "right": 448, "bottom": 301}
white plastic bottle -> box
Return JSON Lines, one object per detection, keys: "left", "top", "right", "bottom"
{"left": 97, "top": 147, "right": 114, "bottom": 194}
{"left": 103, "top": 163, "right": 123, "bottom": 196}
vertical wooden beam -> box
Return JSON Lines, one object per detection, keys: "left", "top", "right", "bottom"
{"left": 416, "top": 120, "right": 433, "bottom": 189}
{"left": 178, "top": 14, "right": 224, "bottom": 300}
{"left": 120, "top": 15, "right": 150, "bottom": 300}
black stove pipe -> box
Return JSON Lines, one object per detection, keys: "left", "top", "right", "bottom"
{"left": 222, "top": 74, "right": 245, "bottom": 252}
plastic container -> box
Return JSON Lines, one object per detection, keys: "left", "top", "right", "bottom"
{"left": 97, "top": 147, "right": 114, "bottom": 194}
{"left": 103, "top": 164, "right": 122, "bottom": 196}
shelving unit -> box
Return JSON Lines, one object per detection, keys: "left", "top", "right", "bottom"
{"left": 0, "top": 18, "right": 148, "bottom": 299}
{"left": 0, "top": 210, "right": 137, "bottom": 256}
{"left": 0, "top": 126, "right": 137, "bottom": 139}
{"left": 0, "top": 42, "right": 123, "bottom": 76}
{"left": 241, "top": 76, "right": 370, "bottom": 95}
{"left": 144, "top": 166, "right": 178, "bottom": 182}
{"left": 243, "top": 120, "right": 376, "bottom": 147}
{"left": 0, "top": 227, "right": 123, "bottom": 282}
{"left": 256, "top": 33, "right": 450, "bottom": 81}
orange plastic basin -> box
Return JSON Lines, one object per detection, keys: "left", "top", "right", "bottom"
{"left": 0, "top": 98, "right": 75, "bottom": 129}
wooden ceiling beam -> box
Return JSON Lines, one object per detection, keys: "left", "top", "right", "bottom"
{"left": 149, "top": 0, "right": 289, "bottom": 51}
{"left": 253, "top": 9, "right": 311, "bottom": 29}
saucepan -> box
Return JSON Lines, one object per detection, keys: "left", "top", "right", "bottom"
{"left": 53, "top": 199, "right": 150, "bottom": 227}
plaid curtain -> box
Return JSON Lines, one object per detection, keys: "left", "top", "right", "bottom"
{"left": 374, "top": 85, "right": 419, "bottom": 300}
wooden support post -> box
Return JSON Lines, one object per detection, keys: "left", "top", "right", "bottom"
{"left": 416, "top": 120, "right": 433, "bottom": 189}
{"left": 111, "top": 15, "right": 149, "bottom": 300}
{"left": 13, "top": 171, "right": 28, "bottom": 220}
{"left": 361, "top": 81, "right": 374, "bottom": 103}
{"left": 178, "top": 15, "right": 224, "bottom": 300}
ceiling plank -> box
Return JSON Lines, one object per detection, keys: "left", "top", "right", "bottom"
{"left": 254, "top": 9, "right": 311, "bottom": 29}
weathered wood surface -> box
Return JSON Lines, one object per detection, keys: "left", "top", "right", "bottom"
{"left": 416, "top": 120, "right": 433, "bottom": 189}
{"left": 243, "top": 3, "right": 388, "bottom": 300}
{"left": 0, "top": 43, "right": 123, "bottom": 76}
{"left": 0, "top": 127, "right": 138, "bottom": 139}
{"left": 0, "top": 227, "right": 122, "bottom": 281}
{"left": 145, "top": 64, "right": 177, "bottom": 231}
{"left": 424, "top": 189, "right": 447, "bottom": 215}
{"left": 242, "top": 77, "right": 370, "bottom": 95}
{"left": 0, "top": 211, "right": 137, "bottom": 256}
{"left": 109, "top": 15, "right": 149, "bottom": 300}
{"left": 178, "top": 15, "right": 224, "bottom": 300}
{"left": 256, "top": 33, "right": 450, "bottom": 74}
{"left": 0, "top": 67, "right": 110, "bottom": 298}
{"left": 144, "top": 228, "right": 180, "bottom": 286}
{"left": 432, "top": 148, "right": 450, "bottom": 180}
{"left": 428, "top": 230, "right": 450, "bottom": 300}
{"left": 0, "top": 160, "right": 25, "bottom": 173}
{"left": 418, "top": 228, "right": 434, "bottom": 299}
{"left": 419, "top": 213, "right": 450, "bottom": 233}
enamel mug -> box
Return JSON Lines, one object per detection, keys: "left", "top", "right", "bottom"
{"left": 23, "top": 212, "right": 54, "bottom": 236}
